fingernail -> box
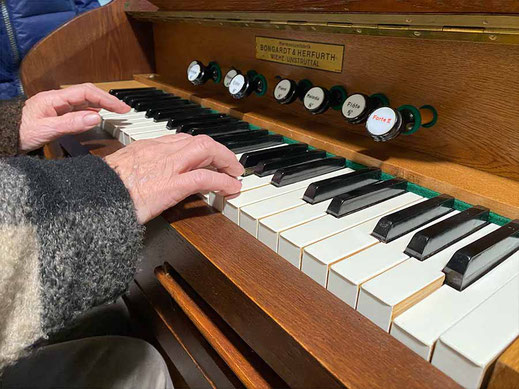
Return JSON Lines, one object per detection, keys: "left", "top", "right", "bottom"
{"left": 84, "top": 113, "right": 101, "bottom": 126}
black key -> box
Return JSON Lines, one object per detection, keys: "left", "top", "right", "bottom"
{"left": 126, "top": 93, "right": 176, "bottom": 107}
{"left": 304, "top": 167, "right": 381, "bottom": 205}
{"left": 176, "top": 117, "right": 238, "bottom": 132}
{"left": 135, "top": 98, "right": 190, "bottom": 112}
{"left": 109, "top": 87, "right": 156, "bottom": 96}
{"left": 152, "top": 106, "right": 208, "bottom": 121}
{"left": 405, "top": 205, "right": 490, "bottom": 261}
{"left": 168, "top": 113, "right": 228, "bottom": 130}
{"left": 443, "top": 220, "right": 519, "bottom": 291}
{"left": 122, "top": 90, "right": 166, "bottom": 104}
{"left": 225, "top": 135, "right": 285, "bottom": 154}
{"left": 326, "top": 178, "right": 407, "bottom": 218}
{"left": 372, "top": 194, "right": 455, "bottom": 243}
{"left": 254, "top": 150, "right": 327, "bottom": 177}
{"left": 271, "top": 157, "right": 346, "bottom": 187}
{"left": 188, "top": 122, "right": 250, "bottom": 136}
{"left": 147, "top": 104, "right": 203, "bottom": 119}
{"left": 212, "top": 129, "right": 269, "bottom": 143}
{"left": 239, "top": 143, "right": 308, "bottom": 168}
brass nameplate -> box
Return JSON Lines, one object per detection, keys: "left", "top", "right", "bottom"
{"left": 256, "top": 37, "right": 344, "bottom": 73}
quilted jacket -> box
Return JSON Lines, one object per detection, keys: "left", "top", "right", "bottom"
{"left": 0, "top": 0, "right": 100, "bottom": 100}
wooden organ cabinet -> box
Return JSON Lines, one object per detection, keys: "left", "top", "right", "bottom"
{"left": 20, "top": 0, "right": 519, "bottom": 387}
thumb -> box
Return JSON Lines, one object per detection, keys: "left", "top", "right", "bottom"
{"left": 41, "top": 111, "right": 101, "bottom": 135}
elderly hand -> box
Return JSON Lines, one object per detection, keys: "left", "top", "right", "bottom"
{"left": 104, "top": 133, "right": 244, "bottom": 224}
{"left": 19, "top": 83, "right": 130, "bottom": 152}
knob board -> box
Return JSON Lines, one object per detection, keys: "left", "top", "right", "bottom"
{"left": 149, "top": 21, "right": 519, "bottom": 184}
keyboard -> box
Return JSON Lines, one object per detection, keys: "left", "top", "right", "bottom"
{"left": 101, "top": 87, "right": 519, "bottom": 389}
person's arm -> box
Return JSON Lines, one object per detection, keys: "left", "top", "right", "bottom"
{"left": 0, "top": 85, "right": 243, "bottom": 369}
{"left": 0, "top": 154, "right": 143, "bottom": 368}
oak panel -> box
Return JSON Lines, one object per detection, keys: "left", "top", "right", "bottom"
{"left": 151, "top": 23, "right": 519, "bottom": 183}
{"left": 488, "top": 337, "right": 519, "bottom": 389}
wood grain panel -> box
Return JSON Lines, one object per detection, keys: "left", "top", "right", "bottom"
{"left": 20, "top": 0, "right": 154, "bottom": 96}
{"left": 488, "top": 337, "right": 519, "bottom": 389}
{"left": 147, "top": 0, "right": 519, "bottom": 13}
{"left": 156, "top": 264, "right": 286, "bottom": 388}
{"left": 151, "top": 23, "right": 519, "bottom": 183}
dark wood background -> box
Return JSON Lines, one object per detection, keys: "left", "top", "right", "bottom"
{"left": 146, "top": 0, "right": 519, "bottom": 14}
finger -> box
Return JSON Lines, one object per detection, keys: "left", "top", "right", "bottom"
{"left": 173, "top": 135, "right": 244, "bottom": 176}
{"left": 40, "top": 111, "right": 102, "bottom": 135}
{"left": 152, "top": 133, "right": 193, "bottom": 143}
{"left": 175, "top": 169, "right": 242, "bottom": 199}
{"left": 54, "top": 84, "right": 130, "bottom": 115}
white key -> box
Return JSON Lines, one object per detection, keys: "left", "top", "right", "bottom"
{"left": 357, "top": 224, "right": 500, "bottom": 331}
{"left": 391, "top": 252, "right": 519, "bottom": 361}
{"left": 239, "top": 187, "right": 308, "bottom": 237}
{"left": 301, "top": 198, "right": 428, "bottom": 286}
{"left": 122, "top": 123, "right": 170, "bottom": 143}
{"left": 257, "top": 201, "right": 332, "bottom": 252}
{"left": 223, "top": 169, "right": 351, "bottom": 224}
{"left": 327, "top": 211, "right": 458, "bottom": 308}
{"left": 208, "top": 144, "right": 290, "bottom": 209}
{"left": 278, "top": 192, "right": 422, "bottom": 268}
{"left": 431, "top": 275, "right": 519, "bottom": 389}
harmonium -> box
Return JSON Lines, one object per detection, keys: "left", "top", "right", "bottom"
{"left": 20, "top": 0, "right": 519, "bottom": 387}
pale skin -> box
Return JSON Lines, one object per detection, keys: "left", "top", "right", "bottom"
{"left": 19, "top": 83, "right": 243, "bottom": 224}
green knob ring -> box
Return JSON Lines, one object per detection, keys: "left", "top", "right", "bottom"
{"left": 398, "top": 104, "right": 422, "bottom": 135}
{"left": 330, "top": 85, "right": 348, "bottom": 110}
{"left": 253, "top": 74, "right": 268, "bottom": 96}
{"left": 208, "top": 61, "right": 222, "bottom": 83}
{"left": 370, "top": 93, "right": 390, "bottom": 107}
{"left": 298, "top": 79, "right": 313, "bottom": 90}
{"left": 420, "top": 105, "right": 438, "bottom": 128}
{"left": 247, "top": 70, "right": 258, "bottom": 79}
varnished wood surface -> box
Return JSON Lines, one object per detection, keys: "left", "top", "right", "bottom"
{"left": 132, "top": 75, "right": 519, "bottom": 220}
{"left": 156, "top": 264, "right": 285, "bottom": 388}
{"left": 488, "top": 337, "right": 519, "bottom": 389}
{"left": 151, "top": 23, "right": 519, "bottom": 184}
{"left": 146, "top": 0, "right": 519, "bottom": 14}
{"left": 158, "top": 196, "right": 460, "bottom": 389}
{"left": 20, "top": 0, "right": 154, "bottom": 96}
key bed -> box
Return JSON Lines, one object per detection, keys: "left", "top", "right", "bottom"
{"left": 101, "top": 87, "right": 519, "bottom": 388}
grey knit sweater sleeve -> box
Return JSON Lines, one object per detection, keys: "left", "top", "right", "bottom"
{"left": 0, "top": 102, "right": 144, "bottom": 369}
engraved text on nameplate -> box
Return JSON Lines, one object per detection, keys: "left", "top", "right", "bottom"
{"left": 256, "top": 37, "right": 344, "bottom": 73}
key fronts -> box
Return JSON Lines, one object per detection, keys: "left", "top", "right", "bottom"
{"left": 443, "top": 220, "right": 519, "bottom": 291}
{"left": 187, "top": 60, "right": 222, "bottom": 85}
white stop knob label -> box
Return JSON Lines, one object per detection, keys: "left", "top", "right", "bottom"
{"left": 304, "top": 87, "right": 325, "bottom": 110}
{"left": 187, "top": 62, "right": 201, "bottom": 81}
{"left": 342, "top": 93, "right": 367, "bottom": 119}
{"left": 224, "top": 69, "right": 238, "bottom": 87}
{"left": 229, "top": 74, "right": 246, "bottom": 95}
{"left": 366, "top": 107, "right": 397, "bottom": 136}
{"left": 274, "top": 79, "right": 292, "bottom": 101}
